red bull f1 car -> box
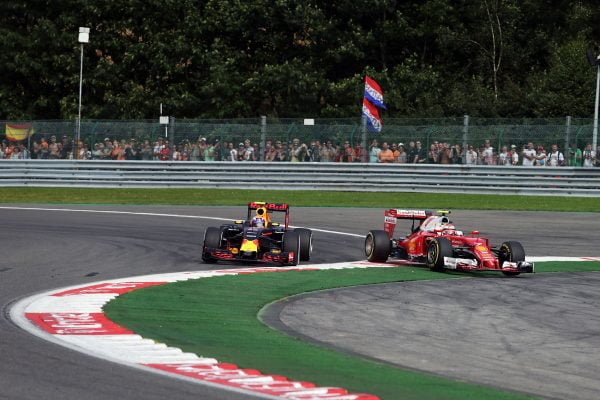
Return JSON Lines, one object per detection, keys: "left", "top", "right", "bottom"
{"left": 365, "top": 209, "right": 534, "bottom": 276}
{"left": 202, "top": 202, "right": 312, "bottom": 266}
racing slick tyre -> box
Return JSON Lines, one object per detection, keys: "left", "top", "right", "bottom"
{"left": 365, "top": 230, "right": 391, "bottom": 263}
{"left": 499, "top": 241, "right": 525, "bottom": 276}
{"left": 294, "top": 228, "right": 313, "bottom": 262}
{"left": 426, "top": 237, "right": 453, "bottom": 272}
{"left": 202, "top": 226, "right": 222, "bottom": 263}
{"left": 283, "top": 230, "right": 301, "bottom": 266}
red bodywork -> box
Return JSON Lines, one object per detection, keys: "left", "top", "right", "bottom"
{"left": 383, "top": 209, "right": 503, "bottom": 271}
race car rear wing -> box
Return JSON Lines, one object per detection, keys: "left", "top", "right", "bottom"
{"left": 384, "top": 209, "right": 433, "bottom": 238}
{"left": 247, "top": 202, "right": 290, "bottom": 228}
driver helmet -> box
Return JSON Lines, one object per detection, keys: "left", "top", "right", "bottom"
{"left": 251, "top": 217, "right": 265, "bottom": 228}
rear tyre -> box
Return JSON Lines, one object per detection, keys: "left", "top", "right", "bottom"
{"left": 365, "top": 230, "right": 391, "bottom": 263}
{"left": 202, "top": 227, "right": 222, "bottom": 263}
{"left": 283, "top": 231, "right": 301, "bottom": 266}
{"left": 426, "top": 237, "right": 453, "bottom": 272}
{"left": 499, "top": 241, "right": 525, "bottom": 276}
{"left": 295, "top": 228, "right": 313, "bottom": 261}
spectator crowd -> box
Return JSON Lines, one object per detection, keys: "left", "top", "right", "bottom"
{"left": 1, "top": 135, "right": 599, "bottom": 167}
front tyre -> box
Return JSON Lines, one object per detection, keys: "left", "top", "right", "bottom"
{"left": 426, "top": 237, "right": 453, "bottom": 272}
{"left": 294, "top": 228, "right": 313, "bottom": 261}
{"left": 499, "top": 241, "right": 525, "bottom": 276}
{"left": 283, "top": 231, "right": 301, "bottom": 266}
{"left": 202, "top": 226, "right": 222, "bottom": 263}
{"left": 365, "top": 230, "right": 391, "bottom": 263}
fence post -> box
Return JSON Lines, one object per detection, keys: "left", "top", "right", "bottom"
{"left": 564, "top": 115, "right": 571, "bottom": 152}
{"left": 260, "top": 116, "right": 266, "bottom": 161}
{"left": 169, "top": 116, "right": 175, "bottom": 161}
{"left": 361, "top": 116, "right": 368, "bottom": 162}
{"left": 462, "top": 114, "right": 469, "bottom": 152}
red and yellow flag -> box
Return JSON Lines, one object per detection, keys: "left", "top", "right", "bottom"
{"left": 5, "top": 123, "right": 34, "bottom": 141}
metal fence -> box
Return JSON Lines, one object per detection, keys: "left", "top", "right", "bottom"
{"left": 1, "top": 160, "right": 599, "bottom": 197}
{"left": 1, "top": 117, "right": 596, "bottom": 160}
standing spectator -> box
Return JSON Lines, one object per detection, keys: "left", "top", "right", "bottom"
{"left": 242, "top": 139, "right": 256, "bottom": 161}
{"left": 204, "top": 140, "right": 216, "bottom": 161}
{"left": 368, "top": 139, "right": 381, "bottom": 163}
{"left": 595, "top": 145, "right": 600, "bottom": 167}
{"left": 78, "top": 143, "right": 90, "bottom": 160}
{"left": 415, "top": 141, "right": 427, "bottom": 163}
{"left": 310, "top": 140, "right": 322, "bottom": 162}
{"left": 378, "top": 142, "right": 395, "bottom": 163}
{"left": 225, "top": 142, "right": 238, "bottom": 161}
{"left": 353, "top": 142, "right": 363, "bottom": 162}
{"left": 427, "top": 143, "right": 438, "bottom": 164}
{"left": 102, "top": 140, "right": 113, "bottom": 159}
{"left": 172, "top": 145, "right": 182, "bottom": 161}
{"left": 49, "top": 136, "right": 60, "bottom": 159}
{"left": 340, "top": 141, "right": 355, "bottom": 162}
{"left": 320, "top": 141, "right": 335, "bottom": 162}
{"left": 19, "top": 143, "right": 30, "bottom": 159}
{"left": 582, "top": 144, "right": 595, "bottom": 167}
{"left": 153, "top": 140, "right": 163, "bottom": 160}
{"left": 92, "top": 143, "right": 104, "bottom": 159}
{"left": 521, "top": 142, "right": 537, "bottom": 166}
{"left": 140, "top": 140, "right": 153, "bottom": 160}
{"left": 509, "top": 145, "right": 519, "bottom": 165}
{"left": 111, "top": 140, "right": 123, "bottom": 160}
{"left": 124, "top": 139, "right": 138, "bottom": 160}
{"left": 39, "top": 138, "right": 49, "bottom": 159}
{"left": 273, "top": 140, "right": 286, "bottom": 161}
{"left": 60, "top": 136, "right": 72, "bottom": 159}
{"left": 289, "top": 141, "right": 301, "bottom": 162}
{"left": 438, "top": 143, "right": 451, "bottom": 164}
{"left": 450, "top": 144, "right": 462, "bottom": 164}
{"left": 262, "top": 141, "right": 272, "bottom": 161}
{"left": 567, "top": 142, "right": 582, "bottom": 167}
{"left": 190, "top": 139, "right": 202, "bottom": 161}
{"left": 546, "top": 144, "right": 564, "bottom": 166}
{"left": 482, "top": 139, "right": 494, "bottom": 165}
{"left": 236, "top": 143, "right": 245, "bottom": 161}
{"left": 9, "top": 146, "right": 22, "bottom": 159}
{"left": 390, "top": 143, "right": 400, "bottom": 162}
{"left": 397, "top": 144, "right": 407, "bottom": 163}
{"left": 406, "top": 141, "right": 417, "bottom": 163}
{"left": 535, "top": 145, "right": 546, "bottom": 166}
{"left": 464, "top": 144, "right": 477, "bottom": 165}
{"left": 296, "top": 143, "right": 311, "bottom": 162}
{"left": 159, "top": 143, "right": 171, "bottom": 160}
{"left": 498, "top": 146, "right": 511, "bottom": 165}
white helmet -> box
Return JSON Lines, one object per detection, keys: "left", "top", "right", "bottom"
{"left": 251, "top": 217, "right": 265, "bottom": 228}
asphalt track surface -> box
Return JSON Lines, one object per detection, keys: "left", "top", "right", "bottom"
{"left": 1, "top": 205, "right": 598, "bottom": 400}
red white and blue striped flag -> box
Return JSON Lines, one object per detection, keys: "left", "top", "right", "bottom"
{"left": 362, "top": 98, "right": 382, "bottom": 132}
{"left": 364, "top": 76, "right": 386, "bottom": 109}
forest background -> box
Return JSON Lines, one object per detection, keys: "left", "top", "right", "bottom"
{"left": 1, "top": 0, "right": 599, "bottom": 120}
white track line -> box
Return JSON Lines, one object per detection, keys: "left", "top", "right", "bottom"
{"left": 0, "top": 206, "right": 364, "bottom": 238}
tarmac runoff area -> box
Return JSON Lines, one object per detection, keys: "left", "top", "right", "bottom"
{"left": 267, "top": 272, "right": 600, "bottom": 400}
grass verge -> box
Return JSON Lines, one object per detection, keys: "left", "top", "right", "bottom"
{"left": 1, "top": 187, "right": 600, "bottom": 212}
{"left": 105, "top": 262, "right": 600, "bottom": 399}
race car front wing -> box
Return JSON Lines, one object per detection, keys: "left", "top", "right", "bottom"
{"left": 443, "top": 257, "right": 534, "bottom": 273}
{"left": 203, "top": 247, "right": 296, "bottom": 264}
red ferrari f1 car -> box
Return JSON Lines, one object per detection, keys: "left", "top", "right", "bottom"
{"left": 365, "top": 209, "right": 534, "bottom": 276}
{"left": 202, "top": 202, "right": 312, "bottom": 266}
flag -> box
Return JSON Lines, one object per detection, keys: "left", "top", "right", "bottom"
{"left": 5, "top": 123, "right": 34, "bottom": 141}
{"left": 362, "top": 98, "right": 382, "bottom": 132}
{"left": 364, "top": 76, "right": 386, "bottom": 109}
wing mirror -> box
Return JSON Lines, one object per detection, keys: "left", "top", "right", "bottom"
{"left": 470, "top": 230, "right": 479, "bottom": 235}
